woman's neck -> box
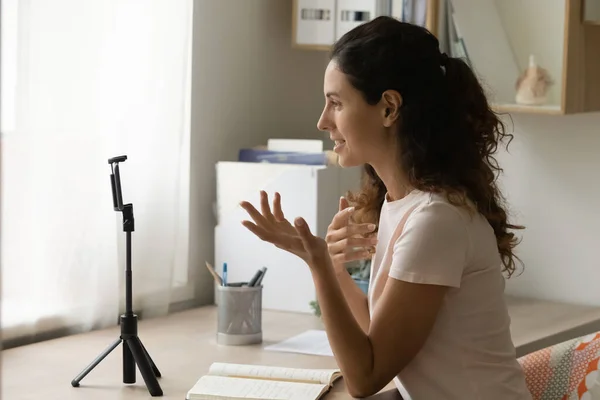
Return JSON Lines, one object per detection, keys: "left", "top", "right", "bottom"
{"left": 371, "top": 162, "right": 411, "bottom": 202}
{"left": 369, "top": 131, "right": 412, "bottom": 202}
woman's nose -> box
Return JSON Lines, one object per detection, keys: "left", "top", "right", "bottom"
{"left": 317, "top": 109, "right": 331, "bottom": 132}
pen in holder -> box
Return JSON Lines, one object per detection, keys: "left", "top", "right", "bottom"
{"left": 216, "top": 284, "right": 262, "bottom": 346}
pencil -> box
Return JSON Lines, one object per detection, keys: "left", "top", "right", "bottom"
{"left": 205, "top": 261, "right": 223, "bottom": 286}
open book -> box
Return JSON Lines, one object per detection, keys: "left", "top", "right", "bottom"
{"left": 186, "top": 362, "right": 342, "bottom": 400}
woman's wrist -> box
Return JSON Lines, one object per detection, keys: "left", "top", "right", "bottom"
{"left": 333, "top": 263, "right": 348, "bottom": 278}
{"left": 325, "top": 253, "right": 346, "bottom": 276}
{"left": 310, "top": 260, "right": 338, "bottom": 285}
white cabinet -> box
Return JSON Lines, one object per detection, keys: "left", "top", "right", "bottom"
{"left": 292, "top": 0, "right": 384, "bottom": 50}
{"left": 214, "top": 161, "right": 361, "bottom": 313}
{"left": 335, "top": 0, "right": 378, "bottom": 41}
{"left": 293, "top": 0, "right": 336, "bottom": 48}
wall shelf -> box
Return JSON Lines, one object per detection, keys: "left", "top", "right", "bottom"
{"left": 441, "top": 0, "right": 600, "bottom": 115}
{"left": 493, "top": 103, "right": 563, "bottom": 116}
{"left": 291, "top": 0, "right": 439, "bottom": 51}
{"left": 290, "top": 0, "right": 600, "bottom": 115}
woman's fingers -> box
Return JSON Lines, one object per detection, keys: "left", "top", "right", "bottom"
{"left": 331, "top": 248, "right": 373, "bottom": 265}
{"left": 240, "top": 192, "right": 317, "bottom": 262}
{"left": 339, "top": 196, "right": 350, "bottom": 212}
{"left": 327, "top": 236, "right": 377, "bottom": 255}
{"left": 325, "top": 223, "right": 377, "bottom": 244}
{"left": 259, "top": 190, "right": 276, "bottom": 223}
{"left": 294, "top": 217, "right": 314, "bottom": 242}
{"left": 329, "top": 206, "right": 354, "bottom": 230}
{"left": 241, "top": 220, "right": 273, "bottom": 242}
{"left": 273, "top": 192, "right": 285, "bottom": 222}
{"left": 241, "top": 191, "right": 281, "bottom": 226}
{"left": 240, "top": 200, "right": 269, "bottom": 227}
{"left": 242, "top": 219, "right": 303, "bottom": 252}
{"left": 349, "top": 235, "right": 378, "bottom": 247}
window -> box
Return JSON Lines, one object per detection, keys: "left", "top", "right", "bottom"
{"left": 1, "top": 0, "right": 194, "bottom": 347}
{"left": 1, "top": 0, "right": 17, "bottom": 134}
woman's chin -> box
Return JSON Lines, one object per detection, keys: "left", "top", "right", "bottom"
{"left": 336, "top": 155, "right": 362, "bottom": 168}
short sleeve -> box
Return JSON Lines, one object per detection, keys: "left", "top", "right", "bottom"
{"left": 388, "top": 201, "right": 470, "bottom": 288}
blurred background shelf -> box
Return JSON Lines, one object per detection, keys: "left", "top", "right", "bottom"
{"left": 290, "top": 0, "right": 600, "bottom": 115}
{"left": 291, "top": 0, "right": 438, "bottom": 51}
{"left": 493, "top": 103, "right": 564, "bottom": 115}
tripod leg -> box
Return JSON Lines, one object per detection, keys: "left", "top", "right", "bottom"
{"left": 140, "top": 340, "right": 161, "bottom": 377}
{"left": 71, "top": 338, "right": 122, "bottom": 387}
{"left": 123, "top": 337, "right": 136, "bottom": 384}
{"left": 126, "top": 337, "right": 163, "bottom": 396}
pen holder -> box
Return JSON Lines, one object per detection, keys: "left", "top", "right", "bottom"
{"left": 216, "top": 284, "right": 262, "bottom": 346}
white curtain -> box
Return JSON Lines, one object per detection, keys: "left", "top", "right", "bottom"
{"left": 1, "top": 0, "right": 193, "bottom": 344}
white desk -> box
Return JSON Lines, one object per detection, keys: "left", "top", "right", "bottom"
{"left": 3, "top": 296, "right": 600, "bottom": 400}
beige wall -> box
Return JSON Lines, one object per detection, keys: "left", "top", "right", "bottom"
{"left": 499, "top": 112, "right": 600, "bottom": 306}
{"left": 189, "top": 0, "right": 329, "bottom": 303}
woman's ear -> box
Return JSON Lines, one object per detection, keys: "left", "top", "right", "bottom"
{"left": 381, "top": 90, "right": 402, "bottom": 127}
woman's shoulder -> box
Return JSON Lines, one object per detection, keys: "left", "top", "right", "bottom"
{"left": 406, "top": 190, "right": 479, "bottom": 228}
{"left": 381, "top": 189, "right": 479, "bottom": 230}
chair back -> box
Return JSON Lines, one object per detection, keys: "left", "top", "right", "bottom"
{"left": 518, "top": 332, "right": 600, "bottom": 399}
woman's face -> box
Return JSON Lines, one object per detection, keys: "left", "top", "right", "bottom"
{"left": 317, "top": 61, "right": 393, "bottom": 168}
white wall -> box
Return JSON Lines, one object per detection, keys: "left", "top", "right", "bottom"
{"left": 189, "top": 0, "right": 329, "bottom": 303}
{"left": 499, "top": 112, "right": 600, "bottom": 306}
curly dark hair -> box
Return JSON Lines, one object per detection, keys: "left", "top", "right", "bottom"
{"left": 332, "top": 16, "right": 524, "bottom": 277}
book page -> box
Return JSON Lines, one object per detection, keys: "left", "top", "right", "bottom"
{"left": 187, "top": 375, "right": 327, "bottom": 400}
{"left": 209, "top": 362, "right": 340, "bottom": 385}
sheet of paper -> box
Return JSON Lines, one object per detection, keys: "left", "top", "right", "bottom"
{"left": 265, "top": 330, "right": 334, "bottom": 357}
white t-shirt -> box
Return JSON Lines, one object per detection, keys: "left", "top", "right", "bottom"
{"left": 367, "top": 190, "right": 532, "bottom": 400}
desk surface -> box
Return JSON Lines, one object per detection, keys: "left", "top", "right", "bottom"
{"left": 3, "top": 295, "right": 600, "bottom": 400}
{"left": 2, "top": 306, "right": 367, "bottom": 400}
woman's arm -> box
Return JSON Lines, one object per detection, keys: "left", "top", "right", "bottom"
{"left": 239, "top": 193, "right": 463, "bottom": 398}
{"left": 311, "top": 203, "right": 467, "bottom": 398}
{"left": 311, "top": 264, "right": 447, "bottom": 398}
{"left": 334, "top": 267, "right": 370, "bottom": 333}
{"left": 327, "top": 196, "right": 376, "bottom": 333}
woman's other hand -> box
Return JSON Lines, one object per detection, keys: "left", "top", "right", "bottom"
{"left": 326, "top": 197, "right": 377, "bottom": 274}
{"left": 240, "top": 191, "right": 331, "bottom": 269}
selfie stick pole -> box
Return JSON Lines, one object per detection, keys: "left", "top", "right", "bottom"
{"left": 71, "top": 155, "right": 163, "bottom": 397}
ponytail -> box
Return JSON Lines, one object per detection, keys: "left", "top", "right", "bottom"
{"left": 441, "top": 55, "right": 525, "bottom": 277}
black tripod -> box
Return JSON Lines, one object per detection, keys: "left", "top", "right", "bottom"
{"left": 71, "top": 155, "right": 163, "bottom": 397}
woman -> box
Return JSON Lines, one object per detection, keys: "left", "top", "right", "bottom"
{"left": 240, "top": 17, "right": 532, "bottom": 400}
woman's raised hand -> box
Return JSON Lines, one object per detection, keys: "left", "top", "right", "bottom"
{"left": 240, "top": 191, "right": 330, "bottom": 267}
{"left": 325, "top": 197, "right": 378, "bottom": 273}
